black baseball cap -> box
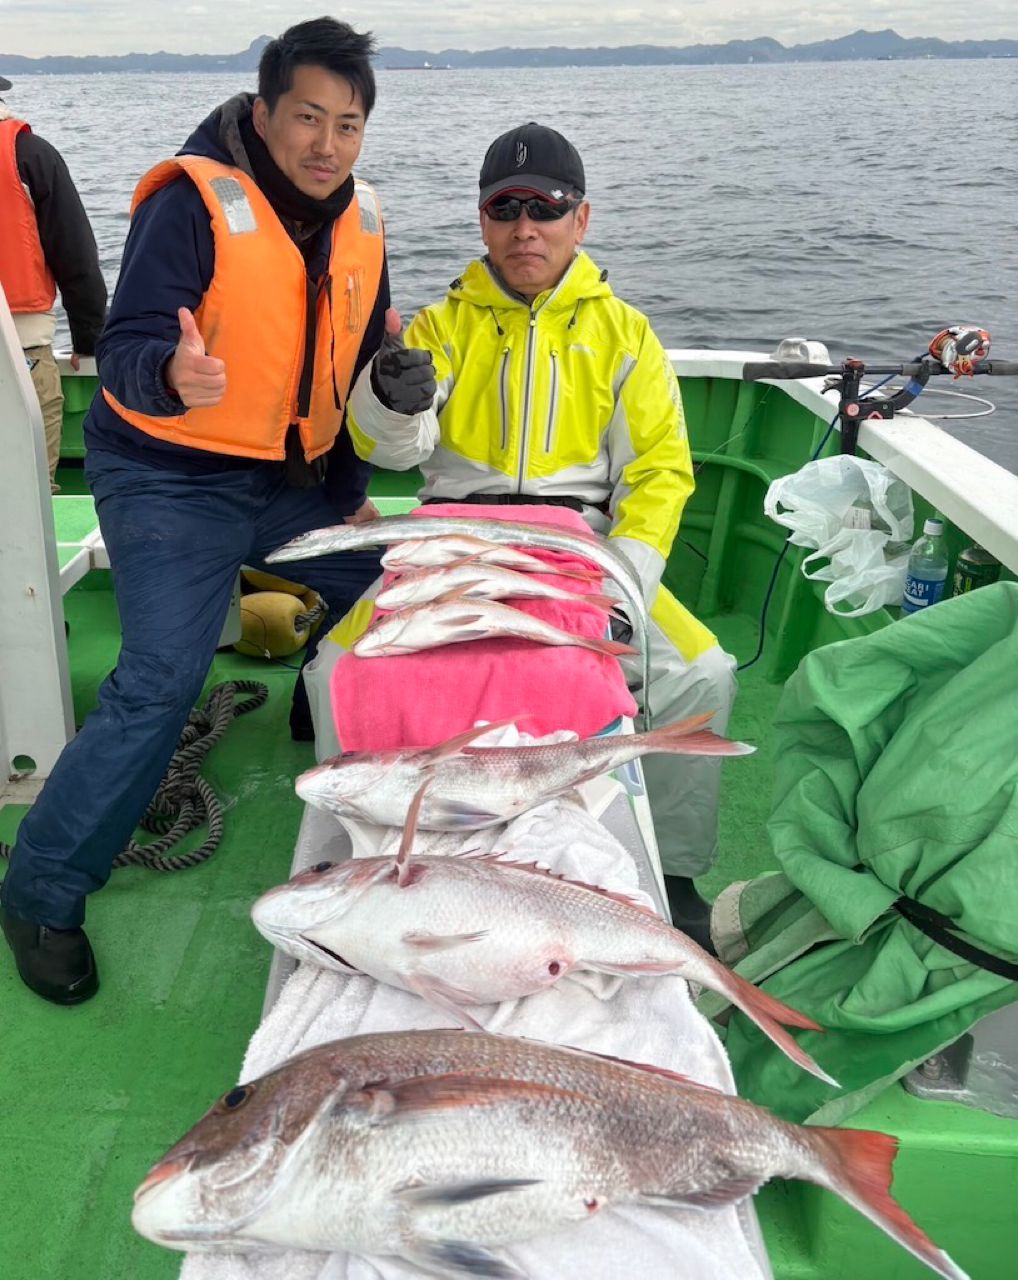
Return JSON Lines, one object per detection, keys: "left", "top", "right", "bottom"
{"left": 478, "top": 122, "right": 585, "bottom": 208}
{"left": 0, "top": 76, "right": 11, "bottom": 93}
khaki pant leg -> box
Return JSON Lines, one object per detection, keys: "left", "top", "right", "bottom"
{"left": 27, "top": 345, "right": 64, "bottom": 488}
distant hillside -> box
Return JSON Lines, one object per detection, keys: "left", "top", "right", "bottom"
{"left": 2, "top": 29, "right": 1016, "bottom": 75}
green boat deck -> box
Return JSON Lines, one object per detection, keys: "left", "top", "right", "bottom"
{"left": 2, "top": 374, "right": 1015, "bottom": 1279}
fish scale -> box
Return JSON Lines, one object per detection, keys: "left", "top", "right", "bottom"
{"left": 132, "top": 1029, "right": 968, "bottom": 1280}
{"left": 295, "top": 713, "right": 754, "bottom": 831}
{"left": 251, "top": 838, "right": 835, "bottom": 1082}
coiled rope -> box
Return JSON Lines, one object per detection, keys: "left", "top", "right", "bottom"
{"left": 1, "top": 680, "right": 268, "bottom": 872}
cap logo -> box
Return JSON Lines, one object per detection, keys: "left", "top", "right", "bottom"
{"left": 515, "top": 141, "right": 527, "bottom": 167}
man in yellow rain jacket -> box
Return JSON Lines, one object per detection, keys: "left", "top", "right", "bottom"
{"left": 342, "top": 123, "right": 737, "bottom": 946}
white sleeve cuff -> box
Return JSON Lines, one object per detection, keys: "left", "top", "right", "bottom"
{"left": 348, "top": 362, "right": 440, "bottom": 471}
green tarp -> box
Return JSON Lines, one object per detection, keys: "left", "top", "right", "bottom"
{"left": 700, "top": 582, "right": 1018, "bottom": 1124}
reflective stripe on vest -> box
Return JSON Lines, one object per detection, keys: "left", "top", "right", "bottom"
{"left": 104, "top": 156, "right": 384, "bottom": 462}
{"left": 0, "top": 118, "right": 57, "bottom": 314}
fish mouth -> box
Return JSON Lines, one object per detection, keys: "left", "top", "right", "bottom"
{"left": 299, "top": 935, "right": 360, "bottom": 972}
{"left": 134, "top": 1157, "right": 192, "bottom": 1203}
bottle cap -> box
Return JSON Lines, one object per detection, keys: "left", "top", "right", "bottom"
{"left": 923, "top": 517, "right": 944, "bottom": 535}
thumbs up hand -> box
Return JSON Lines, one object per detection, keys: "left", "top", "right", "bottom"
{"left": 371, "top": 307, "right": 437, "bottom": 416}
{"left": 165, "top": 307, "right": 227, "bottom": 408}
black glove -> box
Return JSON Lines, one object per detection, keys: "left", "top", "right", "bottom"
{"left": 371, "top": 328, "right": 437, "bottom": 416}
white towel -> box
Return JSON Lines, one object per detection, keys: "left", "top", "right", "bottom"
{"left": 180, "top": 773, "right": 771, "bottom": 1279}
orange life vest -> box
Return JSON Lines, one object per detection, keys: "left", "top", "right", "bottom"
{"left": 0, "top": 117, "right": 57, "bottom": 314}
{"left": 103, "top": 156, "right": 384, "bottom": 462}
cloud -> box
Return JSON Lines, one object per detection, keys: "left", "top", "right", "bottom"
{"left": 2, "top": 0, "right": 1015, "bottom": 57}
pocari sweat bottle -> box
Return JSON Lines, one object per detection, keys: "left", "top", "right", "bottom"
{"left": 901, "top": 517, "right": 949, "bottom": 614}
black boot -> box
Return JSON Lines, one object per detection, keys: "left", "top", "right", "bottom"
{"left": 1, "top": 906, "right": 99, "bottom": 1005}
{"left": 663, "top": 875, "right": 717, "bottom": 956}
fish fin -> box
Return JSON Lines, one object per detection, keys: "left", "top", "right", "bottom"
{"left": 640, "top": 714, "right": 756, "bottom": 757}
{"left": 402, "top": 1240, "right": 527, "bottom": 1279}
{"left": 395, "top": 781, "right": 429, "bottom": 887}
{"left": 431, "top": 583, "right": 484, "bottom": 604}
{"left": 567, "top": 1045, "right": 724, "bottom": 1094}
{"left": 428, "top": 799, "right": 508, "bottom": 828}
{"left": 403, "top": 930, "right": 489, "bottom": 952}
{"left": 403, "top": 970, "right": 486, "bottom": 1029}
{"left": 396, "top": 1177, "right": 541, "bottom": 1207}
{"left": 712, "top": 967, "right": 839, "bottom": 1087}
{"left": 808, "top": 1127, "right": 970, "bottom": 1280}
{"left": 579, "top": 957, "right": 686, "bottom": 976}
{"left": 643, "top": 1175, "right": 765, "bottom": 1210}
{"left": 427, "top": 718, "right": 531, "bottom": 760}
{"left": 441, "top": 551, "right": 495, "bottom": 571}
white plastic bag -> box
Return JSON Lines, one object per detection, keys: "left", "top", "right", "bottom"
{"left": 764, "top": 456, "right": 914, "bottom": 617}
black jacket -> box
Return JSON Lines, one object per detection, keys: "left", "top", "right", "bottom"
{"left": 14, "top": 127, "right": 107, "bottom": 354}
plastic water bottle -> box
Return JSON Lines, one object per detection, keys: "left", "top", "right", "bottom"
{"left": 901, "top": 517, "right": 949, "bottom": 614}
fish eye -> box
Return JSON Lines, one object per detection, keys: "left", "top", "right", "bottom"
{"left": 312, "top": 861, "right": 335, "bottom": 873}
{"left": 221, "top": 1085, "right": 254, "bottom": 1111}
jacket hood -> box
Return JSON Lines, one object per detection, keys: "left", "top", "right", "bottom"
{"left": 178, "top": 93, "right": 255, "bottom": 175}
{"left": 449, "top": 250, "right": 613, "bottom": 313}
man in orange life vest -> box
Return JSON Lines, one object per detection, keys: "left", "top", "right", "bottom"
{"left": 0, "top": 74, "right": 107, "bottom": 489}
{"left": 0, "top": 18, "right": 435, "bottom": 1005}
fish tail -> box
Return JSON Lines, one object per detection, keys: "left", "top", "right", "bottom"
{"left": 640, "top": 714, "right": 755, "bottom": 757}
{"left": 806, "top": 1127, "right": 969, "bottom": 1280}
{"left": 548, "top": 562, "right": 602, "bottom": 581}
{"left": 578, "top": 634, "right": 639, "bottom": 658}
{"left": 715, "top": 967, "right": 839, "bottom": 1087}
{"left": 577, "top": 592, "right": 622, "bottom": 612}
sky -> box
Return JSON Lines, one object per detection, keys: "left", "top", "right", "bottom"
{"left": 2, "top": 2, "right": 1015, "bottom": 59}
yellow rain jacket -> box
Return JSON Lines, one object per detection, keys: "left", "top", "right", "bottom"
{"left": 346, "top": 250, "right": 716, "bottom": 661}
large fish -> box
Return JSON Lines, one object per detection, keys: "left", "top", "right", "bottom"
{"left": 295, "top": 714, "right": 754, "bottom": 830}
{"left": 265, "top": 514, "right": 654, "bottom": 725}
{"left": 251, "top": 787, "right": 835, "bottom": 1085}
{"left": 132, "top": 1028, "right": 968, "bottom": 1280}
{"left": 375, "top": 559, "right": 618, "bottom": 611}
{"left": 354, "top": 595, "right": 635, "bottom": 659}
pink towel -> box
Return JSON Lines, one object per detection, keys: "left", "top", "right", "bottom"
{"left": 330, "top": 504, "right": 637, "bottom": 750}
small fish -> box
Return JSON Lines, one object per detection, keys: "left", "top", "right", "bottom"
{"left": 353, "top": 595, "right": 635, "bottom": 659}
{"left": 252, "top": 783, "right": 836, "bottom": 1085}
{"left": 382, "top": 534, "right": 601, "bottom": 580}
{"left": 295, "top": 713, "right": 754, "bottom": 830}
{"left": 375, "top": 559, "right": 618, "bottom": 611}
{"left": 132, "top": 1029, "right": 968, "bottom": 1280}
{"left": 264, "top": 514, "right": 654, "bottom": 725}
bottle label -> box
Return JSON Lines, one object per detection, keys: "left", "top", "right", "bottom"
{"left": 951, "top": 559, "right": 1001, "bottom": 596}
{"left": 843, "top": 506, "right": 873, "bottom": 531}
{"left": 902, "top": 574, "right": 946, "bottom": 613}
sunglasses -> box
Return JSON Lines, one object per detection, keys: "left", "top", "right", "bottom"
{"left": 484, "top": 194, "right": 579, "bottom": 223}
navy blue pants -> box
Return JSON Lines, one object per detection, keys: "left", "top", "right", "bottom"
{"left": 0, "top": 450, "right": 380, "bottom": 928}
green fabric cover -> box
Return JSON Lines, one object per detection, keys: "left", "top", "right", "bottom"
{"left": 700, "top": 582, "right": 1018, "bottom": 1124}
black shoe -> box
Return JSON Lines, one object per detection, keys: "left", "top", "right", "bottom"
{"left": 0, "top": 906, "right": 99, "bottom": 1005}
{"left": 663, "top": 876, "right": 717, "bottom": 956}
{"left": 289, "top": 683, "right": 316, "bottom": 742}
